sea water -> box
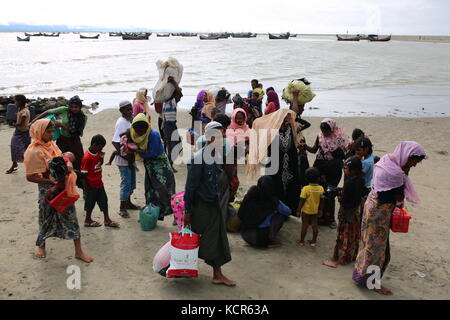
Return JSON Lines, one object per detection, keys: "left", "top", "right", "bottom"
{"left": 1, "top": 33, "right": 449, "bottom": 117}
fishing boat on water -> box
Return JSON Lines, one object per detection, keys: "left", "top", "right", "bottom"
{"left": 199, "top": 34, "right": 220, "bottom": 40}
{"left": 336, "top": 34, "right": 360, "bottom": 41}
{"left": 24, "top": 32, "right": 43, "bottom": 37}
{"left": 231, "top": 32, "right": 256, "bottom": 38}
{"left": 180, "top": 32, "right": 197, "bottom": 37}
{"left": 80, "top": 34, "right": 100, "bottom": 39}
{"left": 17, "top": 36, "right": 30, "bottom": 42}
{"left": 268, "top": 32, "right": 290, "bottom": 39}
{"left": 122, "top": 33, "right": 150, "bottom": 40}
{"left": 43, "top": 32, "right": 60, "bottom": 37}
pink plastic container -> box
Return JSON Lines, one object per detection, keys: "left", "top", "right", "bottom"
{"left": 171, "top": 191, "right": 185, "bottom": 231}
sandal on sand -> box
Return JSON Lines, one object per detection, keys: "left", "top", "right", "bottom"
{"left": 105, "top": 221, "right": 120, "bottom": 228}
{"left": 5, "top": 167, "right": 18, "bottom": 174}
{"left": 84, "top": 221, "right": 102, "bottom": 227}
{"left": 296, "top": 240, "right": 305, "bottom": 247}
{"left": 308, "top": 240, "right": 317, "bottom": 247}
{"left": 119, "top": 211, "right": 130, "bottom": 218}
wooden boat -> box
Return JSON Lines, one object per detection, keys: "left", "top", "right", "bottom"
{"left": 336, "top": 34, "right": 360, "bottom": 41}
{"left": 180, "top": 32, "right": 197, "bottom": 37}
{"left": 368, "top": 35, "right": 391, "bottom": 42}
{"left": 199, "top": 34, "right": 220, "bottom": 40}
{"left": 43, "top": 32, "right": 60, "bottom": 37}
{"left": 109, "top": 32, "right": 123, "bottom": 37}
{"left": 157, "top": 33, "right": 170, "bottom": 37}
{"left": 25, "top": 32, "right": 43, "bottom": 37}
{"left": 269, "top": 32, "right": 290, "bottom": 39}
{"left": 231, "top": 32, "right": 253, "bottom": 38}
{"left": 17, "top": 36, "right": 30, "bottom": 42}
{"left": 122, "top": 34, "right": 149, "bottom": 40}
{"left": 80, "top": 34, "right": 100, "bottom": 39}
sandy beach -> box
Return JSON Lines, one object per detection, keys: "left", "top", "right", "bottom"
{"left": 0, "top": 108, "right": 449, "bottom": 300}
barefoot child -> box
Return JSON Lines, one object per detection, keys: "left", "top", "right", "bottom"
{"left": 323, "top": 156, "right": 365, "bottom": 268}
{"left": 296, "top": 168, "right": 324, "bottom": 247}
{"left": 106, "top": 129, "right": 138, "bottom": 169}
{"left": 81, "top": 134, "right": 120, "bottom": 228}
{"left": 354, "top": 137, "right": 375, "bottom": 197}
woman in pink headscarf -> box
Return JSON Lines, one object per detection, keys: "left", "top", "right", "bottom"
{"left": 226, "top": 108, "right": 250, "bottom": 200}
{"left": 264, "top": 89, "right": 280, "bottom": 115}
{"left": 302, "top": 118, "right": 350, "bottom": 227}
{"left": 352, "top": 141, "right": 426, "bottom": 295}
{"left": 226, "top": 108, "right": 250, "bottom": 147}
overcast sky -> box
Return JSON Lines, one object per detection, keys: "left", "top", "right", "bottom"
{"left": 1, "top": 0, "right": 449, "bottom": 35}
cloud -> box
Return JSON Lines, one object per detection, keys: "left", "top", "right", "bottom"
{"left": 0, "top": 0, "right": 449, "bottom": 34}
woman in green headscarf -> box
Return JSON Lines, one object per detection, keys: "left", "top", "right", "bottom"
{"left": 130, "top": 113, "right": 175, "bottom": 220}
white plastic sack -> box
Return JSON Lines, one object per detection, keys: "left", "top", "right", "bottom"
{"left": 152, "top": 57, "right": 183, "bottom": 103}
{"left": 166, "top": 230, "right": 200, "bottom": 278}
{"left": 153, "top": 241, "right": 171, "bottom": 276}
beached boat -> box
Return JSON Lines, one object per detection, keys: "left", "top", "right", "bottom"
{"left": 109, "top": 32, "right": 123, "bottom": 37}
{"left": 269, "top": 32, "right": 290, "bottom": 39}
{"left": 336, "top": 34, "right": 360, "bottom": 41}
{"left": 199, "top": 34, "right": 220, "bottom": 40}
{"left": 368, "top": 35, "right": 391, "bottom": 42}
{"left": 157, "top": 33, "right": 170, "bottom": 37}
{"left": 122, "top": 34, "right": 149, "bottom": 40}
{"left": 17, "top": 36, "right": 30, "bottom": 42}
{"left": 80, "top": 34, "right": 100, "bottom": 39}
{"left": 25, "top": 32, "right": 43, "bottom": 37}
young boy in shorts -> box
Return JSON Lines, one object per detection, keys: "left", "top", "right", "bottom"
{"left": 81, "top": 134, "right": 119, "bottom": 228}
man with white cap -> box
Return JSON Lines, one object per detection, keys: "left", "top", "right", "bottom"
{"left": 183, "top": 121, "right": 236, "bottom": 287}
{"left": 111, "top": 100, "right": 141, "bottom": 218}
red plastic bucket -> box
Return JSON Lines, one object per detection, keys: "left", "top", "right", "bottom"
{"left": 391, "top": 208, "right": 412, "bottom": 233}
{"left": 46, "top": 185, "right": 80, "bottom": 213}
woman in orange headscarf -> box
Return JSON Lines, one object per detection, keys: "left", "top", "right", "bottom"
{"left": 201, "top": 91, "right": 216, "bottom": 128}
{"left": 24, "top": 119, "right": 93, "bottom": 262}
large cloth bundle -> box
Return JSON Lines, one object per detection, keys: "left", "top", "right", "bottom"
{"left": 166, "top": 228, "right": 200, "bottom": 278}
{"left": 282, "top": 80, "right": 316, "bottom": 104}
{"left": 152, "top": 57, "right": 183, "bottom": 102}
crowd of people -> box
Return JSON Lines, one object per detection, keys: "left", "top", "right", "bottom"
{"left": 6, "top": 76, "right": 427, "bottom": 295}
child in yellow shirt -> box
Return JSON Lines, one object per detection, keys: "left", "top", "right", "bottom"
{"left": 296, "top": 168, "right": 324, "bottom": 247}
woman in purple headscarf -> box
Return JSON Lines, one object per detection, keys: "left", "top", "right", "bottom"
{"left": 194, "top": 90, "right": 211, "bottom": 132}
{"left": 352, "top": 141, "right": 426, "bottom": 295}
